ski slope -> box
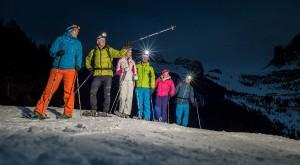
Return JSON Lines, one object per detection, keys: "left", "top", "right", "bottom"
{"left": 0, "top": 105, "right": 299, "bottom": 165}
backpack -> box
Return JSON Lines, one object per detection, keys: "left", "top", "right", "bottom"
{"left": 91, "top": 46, "right": 112, "bottom": 70}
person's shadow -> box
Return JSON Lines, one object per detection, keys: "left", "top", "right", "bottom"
{"left": 17, "top": 106, "right": 63, "bottom": 118}
{"left": 17, "top": 106, "right": 33, "bottom": 117}
{"left": 48, "top": 108, "right": 63, "bottom": 117}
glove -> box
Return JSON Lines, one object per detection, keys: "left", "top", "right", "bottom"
{"left": 56, "top": 50, "right": 65, "bottom": 57}
{"left": 133, "top": 75, "right": 138, "bottom": 81}
{"left": 88, "top": 68, "right": 93, "bottom": 73}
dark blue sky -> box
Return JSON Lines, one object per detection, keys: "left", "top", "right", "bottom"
{"left": 2, "top": 0, "right": 300, "bottom": 74}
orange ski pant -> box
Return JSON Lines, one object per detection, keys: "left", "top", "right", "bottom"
{"left": 35, "top": 68, "right": 76, "bottom": 117}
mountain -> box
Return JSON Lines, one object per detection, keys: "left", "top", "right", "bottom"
{"left": 1, "top": 19, "right": 297, "bottom": 140}
{"left": 269, "top": 33, "right": 300, "bottom": 68}
{"left": 133, "top": 54, "right": 204, "bottom": 81}
{"left": 0, "top": 105, "right": 299, "bottom": 165}
{"left": 206, "top": 34, "right": 300, "bottom": 139}
{"left": 0, "top": 19, "right": 51, "bottom": 106}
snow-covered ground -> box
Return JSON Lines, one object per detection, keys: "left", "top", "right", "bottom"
{"left": 0, "top": 105, "right": 299, "bottom": 165}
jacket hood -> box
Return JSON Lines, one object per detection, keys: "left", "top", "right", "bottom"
{"left": 159, "top": 75, "right": 171, "bottom": 81}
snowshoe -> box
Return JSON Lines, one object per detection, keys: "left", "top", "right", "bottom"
{"left": 81, "top": 110, "right": 111, "bottom": 117}
{"left": 81, "top": 111, "right": 90, "bottom": 116}
{"left": 56, "top": 114, "right": 72, "bottom": 119}
{"left": 82, "top": 110, "right": 96, "bottom": 117}
{"left": 124, "top": 114, "right": 131, "bottom": 119}
{"left": 22, "top": 111, "right": 49, "bottom": 120}
{"left": 96, "top": 112, "right": 111, "bottom": 117}
{"left": 132, "top": 116, "right": 142, "bottom": 120}
{"left": 114, "top": 111, "right": 125, "bottom": 118}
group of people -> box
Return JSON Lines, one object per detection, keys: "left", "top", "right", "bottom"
{"left": 31, "top": 24, "right": 196, "bottom": 127}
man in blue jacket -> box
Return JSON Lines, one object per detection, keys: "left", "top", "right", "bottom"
{"left": 175, "top": 75, "right": 195, "bottom": 127}
{"left": 33, "top": 24, "right": 83, "bottom": 119}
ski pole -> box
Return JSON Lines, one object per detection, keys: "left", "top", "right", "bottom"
{"left": 63, "top": 69, "right": 77, "bottom": 116}
{"left": 167, "top": 98, "right": 170, "bottom": 124}
{"left": 76, "top": 71, "right": 82, "bottom": 117}
{"left": 150, "top": 95, "right": 155, "bottom": 121}
{"left": 195, "top": 98, "right": 202, "bottom": 129}
{"left": 109, "top": 70, "right": 128, "bottom": 114}
{"left": 113, "top": 97, "right": 120, "bottom": 114}
{"left": 130, "top": 25, "right": 176, "bottom": 44}
{"left": 74, "top": 71, "right": 93, "bottom": 94}
{"left": 109, "top": 87, "right": 120, "bottom": 114}
{"left": 135, "top": 89, "right": 141, "bottom": 119}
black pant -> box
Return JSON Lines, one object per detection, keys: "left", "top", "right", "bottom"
{"left": 90, "top": 76, "right": 112, "bottom": 112}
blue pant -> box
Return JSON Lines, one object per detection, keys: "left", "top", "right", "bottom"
{"left": 176, "top": 104, "right": 189, "bottom": 127}
{"left": 155, "top": 96, "right": 169, "bottom": 122}
{"left": 136, "top": 88, "right": 151, "bottom": 121}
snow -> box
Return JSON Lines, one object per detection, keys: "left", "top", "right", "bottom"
{"left": 206, "top": 67, "right": 300, "bottom": 139}
{"left": 0, "top": 105, "right": 299, "bottom": 165}
{"left": 228, "top": 95, "right": 300, "bottom": 137}
{"left": 206, "top": 71, "right": 297, "bottom": 96}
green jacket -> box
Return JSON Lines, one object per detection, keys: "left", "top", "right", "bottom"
{"left": 85, "top": 46, "right": 128, "bottom": 76}
{"left": 136, "top": 62, "right": 155, "bottom": 89}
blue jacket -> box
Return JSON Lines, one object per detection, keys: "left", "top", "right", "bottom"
{"left": 49, "top": 32, "right": 83, "bottom": 69}
{"left": 175, "top": 81, "right": 194, "bottom": 104}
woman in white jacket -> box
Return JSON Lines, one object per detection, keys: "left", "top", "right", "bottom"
{"left": 115, "top": 48, "right": 138, "bottom": 118}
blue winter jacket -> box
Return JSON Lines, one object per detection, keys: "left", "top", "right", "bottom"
{"left": 49, "top": 32, "right": 83, "bottom": 69}
{"left": 175, "top": 81, "right": 194, "bottom": 104}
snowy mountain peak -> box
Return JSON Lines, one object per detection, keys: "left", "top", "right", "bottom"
{"left": 136, "top": 54, "right": 205, "bottom": 80}
{"left": 205, "top": 54, "right": 300, "bottom": 139}
{"left": 268, "top": 33, "right": 300, "bottom": 69}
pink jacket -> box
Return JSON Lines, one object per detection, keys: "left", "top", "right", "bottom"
{"left": 155, "top": 76, "right": 175, "bottom": 97}
{"left": 116, "top": 57, "right": 137, "bottom": 81}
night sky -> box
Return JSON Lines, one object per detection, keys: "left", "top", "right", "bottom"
{"left": 2, "top": 0, "right": 300, "bottom": 74}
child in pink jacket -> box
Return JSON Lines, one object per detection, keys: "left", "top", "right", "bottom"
{"left": 154, "top": 69, "right": 175, "bottom": 122}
